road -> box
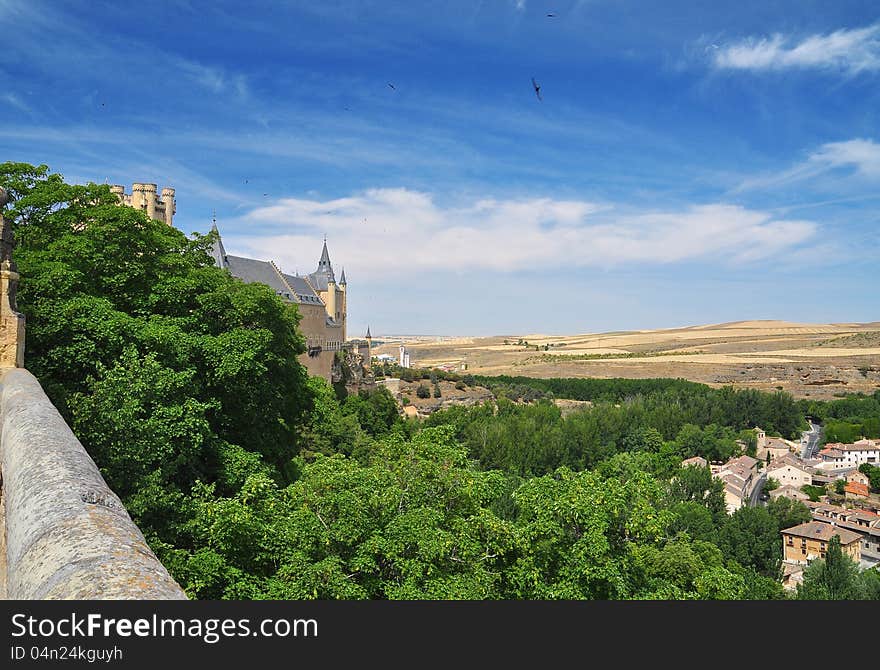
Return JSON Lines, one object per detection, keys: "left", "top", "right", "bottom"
{"left": 801, "top": 420, "right": 823, "bottom": 460}
{"left": 749, "top": 471, "right": 767, "bottom": 507}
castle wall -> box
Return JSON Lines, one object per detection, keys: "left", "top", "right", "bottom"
{"left": 298, "top": 349, "right": 335, "bottom": 380}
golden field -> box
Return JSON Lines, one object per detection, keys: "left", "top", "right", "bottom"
{"left": 371, "top": 320, "right": 880, "bottom": 400}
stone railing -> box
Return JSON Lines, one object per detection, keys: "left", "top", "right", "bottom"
{"left": 0, "top": 369, "right": 187, "bottom": 599}
{"left": 0, "top": 186, "right": 186, "bottom": 600}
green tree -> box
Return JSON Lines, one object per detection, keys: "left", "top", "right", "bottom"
{"left": 716, "top": 506, "right": 781, "bottom": 578}
{"left": 797, "top": 536, "right": 868, "bottom": 600}
{"left": 668, "top": 464, "right": 728, "bottom": 525}
{"left": 766, "top": 496, "right": 811, "bottom": 532}
{"left": 858, "top": 464, "right": 880, "bottom": 492}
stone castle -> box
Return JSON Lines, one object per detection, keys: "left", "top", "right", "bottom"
{"left": 110, "top": 183, "right": 176, "bottom": 227}
{"left": 109, "top": 182, "right": 371, "bottom": 383}
{"left": 209, "top": 223, "right": 372, "bottom": 382}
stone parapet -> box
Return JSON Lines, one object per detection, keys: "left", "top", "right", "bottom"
{"left": 0, "top": 368, "right": 187, "bottom": 599}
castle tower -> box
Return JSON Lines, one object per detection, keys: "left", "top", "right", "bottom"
{"left": 130, "top": 182, "right": 147, "bottom": 213}
{"left": 339, "top": 267, "right": 347, "bottom": 341}
{"left": 110, "top": 185, "right": 125, "bottom": 200}
{"left": 365, "top": 325, "right": 371, "bottom": 362}
{"left": 160, "top": 188, "right": 176, "bottom": 227}
{"left": 142, "top": 183, "right": 158, "bottom": 221}
{"left": 326, "top": 276, "right": 337, "bottom": 326}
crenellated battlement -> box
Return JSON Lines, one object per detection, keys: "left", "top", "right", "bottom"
{"left": 111, "top": 182, "right": 176, "bottom": 227}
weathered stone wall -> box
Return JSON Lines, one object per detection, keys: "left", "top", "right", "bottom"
{"left": 299, "top": 348, "right": 335, "bottom": 380}
{"left": 0, "top": 368, "right": 187, "bottom": 599}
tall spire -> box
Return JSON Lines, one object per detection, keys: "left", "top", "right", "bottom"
{"left": 315, "top": 236, "right": 334, "bottom": 281}
{"left": 339, "top": 267, "right": 347, "bottom": 285}
{"left": 365, "top": 325, "right": 371, "bottom": 339}
{"left": 209, "top": 214, "right": 227, "bottom": 269}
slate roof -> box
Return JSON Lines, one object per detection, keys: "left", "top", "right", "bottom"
{"left": 209, "top": 223, "right": 227, "bottom": 269}
{"left": 224, "top": 255, "right": 289, "bottom": 294}
{"left": 282, "top": 273, "right": 323, "bottom": 304}
{"left": 308, "top": 239, "right": 336, "bottom": 290}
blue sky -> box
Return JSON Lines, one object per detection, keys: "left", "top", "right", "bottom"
{"left": 2, "top": 0, "right": 878, "bottom": 336}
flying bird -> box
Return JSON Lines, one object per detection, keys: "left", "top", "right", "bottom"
{"left": 531, "top": 77, "right": 542, "bottom": 101}
{"left": 546, "top": 13, "right": 557, "bottom": 17}
{"left": 387, "top": 82, "right": 396, "bottom": 90}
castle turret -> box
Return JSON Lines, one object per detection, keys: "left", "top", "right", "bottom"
{"left": 110, "top": 185, "right": 125, "bottom": 202}
{"left": 339, "top": 267, "right": 347, "bottom": 341}
{"left": 130, "top": 183, "right": 147, "bottom": 212}
{"left": 142, "top": 183, "right": 158, "bottom": 221}
{"left": 326, "top": 274, "right": 337, "bottom": 323}
{"left": 160, "top": 187, "right": 176, "bottom": 227}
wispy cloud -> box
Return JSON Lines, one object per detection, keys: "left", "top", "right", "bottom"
{"left": 737, "top": 138, "right": 880, "bottom": 192}
{"left": 712, "top": 23, "right": 880, "bottom": 74}
{"left": 221, "top": 189, "right": 817, "bottom": 279}
{"left": 1, "top": 92, "right": 30, "bottom": 113}
{"left": 175, "top": 59, "right": 249, "bottom": 98}
{"left": 514, "top": 0, "right": 526, "bottom": 11}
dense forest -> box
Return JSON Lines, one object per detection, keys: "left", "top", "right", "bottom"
{"left": 2, "top": 162, "right": 879, "bottom": 600}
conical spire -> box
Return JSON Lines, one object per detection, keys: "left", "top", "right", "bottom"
{"left": 315, "top": 235, "right": 335, "bottom": 281}
{"left": 339, "top": 267, "right": 347, "bottom": 285}
{"left": 365, "top": 325, "right": 371, "bottom": 339}
{"left": 209, "top": 214, "right": 227, "bottom": 269}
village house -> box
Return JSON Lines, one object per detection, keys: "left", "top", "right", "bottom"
{"left": 681, "top": 456, "right": 708, "bottom": 469}
{"left": 816, "top": 440, "right": 880, "bottom": 471}
{"left": 781, "top": 521, "right": 862, "bottom": 564}
{"left": 766, "top": 454, "right": 813, "bottom": 489}
{"left": 846, "top": 470, "right": 871, "bottom": 487}
{"left": 845, "top": 481, "right": 870, "bottom": 501}
{"left": 805, "top": 502, "right": 880, "bottom": 567}
{"left": 712, "top": 455, "right": 760, "bottom": 514}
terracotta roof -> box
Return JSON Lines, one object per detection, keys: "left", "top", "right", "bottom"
{"left": 781, "top": 521, "right": 861, "bottom": 545}
{"left": 844, "top": 482, "right": 870, "bottom": 497}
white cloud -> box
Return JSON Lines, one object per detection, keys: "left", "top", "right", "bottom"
{"left": 737, "top": 138, "right": 880, "bottom": 191}
{"left": 808, "top": 139, "right": 880, "bottom": 177}
{"left": 514, "top": 0, "right": 526, "bottom": 11}
{"left": 222, "top": 189, "right": 817, "bottom": 279}
{"left": 713, "top": 23, "right": 880, "bottom": 74}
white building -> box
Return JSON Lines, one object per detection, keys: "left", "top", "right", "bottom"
{"left": 817, "top": 440, "right": 880, "bottom": 470}
{"left": 766, "top": 455, "right": 813, "bottom": 489}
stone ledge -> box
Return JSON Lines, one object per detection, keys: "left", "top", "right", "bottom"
{"left": 0, "top": 368, "right": 186, "bottom": 600}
